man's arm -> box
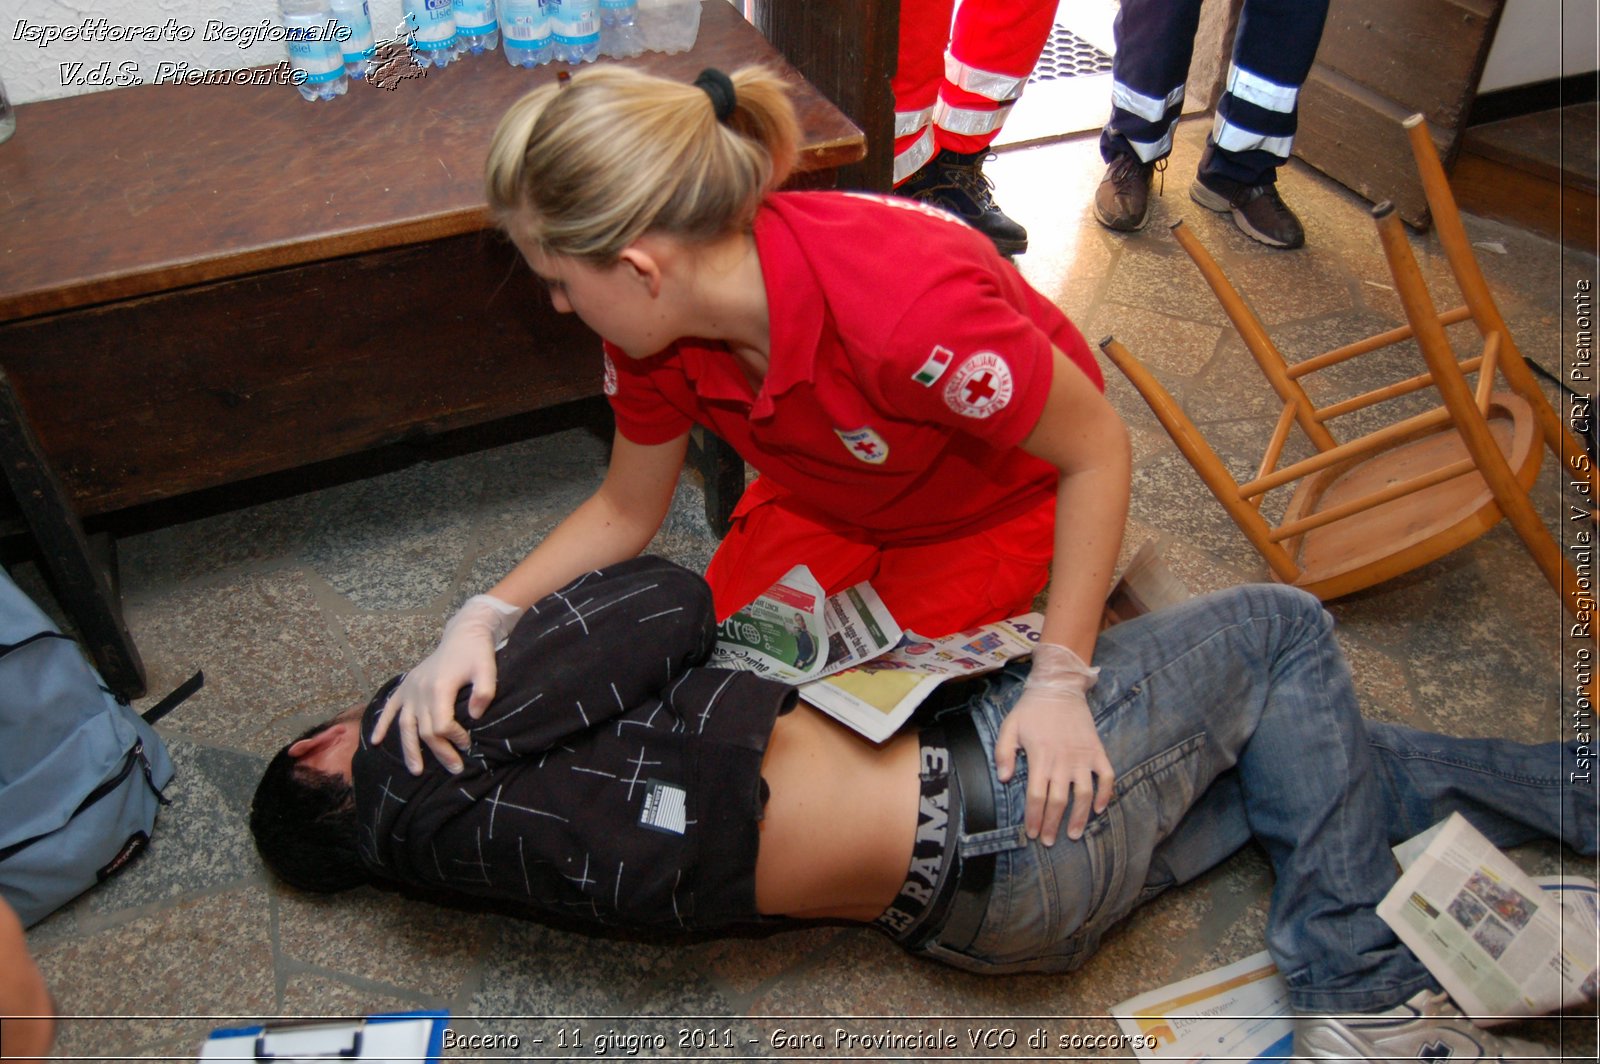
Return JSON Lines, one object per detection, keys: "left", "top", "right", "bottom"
{"left": 465, "top": 556, "right": 717, "bottom": 760}
{"left": 371, "top": 430, "right": 689, "bottom": 773}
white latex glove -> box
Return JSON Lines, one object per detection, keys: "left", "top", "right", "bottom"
{"left": 993, "top": 642, "right": 1115, "bottom": 846}
{"left": 370, "top": 594, "right": 526, "bottom": 775}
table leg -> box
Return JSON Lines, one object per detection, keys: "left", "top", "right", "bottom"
{"left": 0, "top": 369, "right": 147, "bottom": 698}
{"left": 691, "top": 428, "right": 746, "bottom": 538}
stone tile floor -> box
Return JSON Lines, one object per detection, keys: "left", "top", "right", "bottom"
{"left": 16, "top": 119, "right": 1599, "bottom": 1060}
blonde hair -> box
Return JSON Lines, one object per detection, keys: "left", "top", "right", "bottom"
{"left": 485, "top": 64, "right": 800, "bottom": 263}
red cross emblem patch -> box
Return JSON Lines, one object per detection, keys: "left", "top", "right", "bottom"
{"left": 943, "top": 352, "right": 1014, "bottom": 419}
{"left": 602, "top": 351, "right": 618, "bottom": 397}
{"left": 834, "top": 426, "right": 890, "bottom": 465}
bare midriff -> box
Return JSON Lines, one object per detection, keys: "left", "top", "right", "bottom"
{"left": 753, "top": 703, "right": 924, "bottom": 921}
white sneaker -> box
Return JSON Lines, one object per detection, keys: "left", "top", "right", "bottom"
{"left": 1293, "top": 990, "right": 1551, "bottom": 1061}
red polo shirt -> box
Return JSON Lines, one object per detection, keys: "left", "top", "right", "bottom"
{"left": 604, "top": 191, "right": 1102, "bottom": 545}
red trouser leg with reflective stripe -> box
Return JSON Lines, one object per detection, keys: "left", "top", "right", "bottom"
{"left": 936, "top": 0, "right": 1058, "bottom": 154}
{"left": 891, "top": 0, "right": 958, "bottom": 184}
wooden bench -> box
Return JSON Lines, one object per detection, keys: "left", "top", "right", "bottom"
{"left": 0, "top": 1, "right": 872, "bottom": 696}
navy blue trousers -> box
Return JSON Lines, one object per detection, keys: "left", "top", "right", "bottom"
{"left": 1100, "top": 0, "right": 1330, "bottom": 187}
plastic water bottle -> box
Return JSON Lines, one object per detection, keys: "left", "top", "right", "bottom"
{"left": 454, "top": 0, "right": 500, "bottom": 55}
{"left": 502, "top": 0, "right": 552, "bottom": 67}
{"left": 599, "top": 0, "right": 641, "bottom": 58}
{"left": 328, "top": 0, "right": 375, "bottom": 79}
{"left": 636, "top": 0, "right": 699, "bottom": 55}
{"left": 551, "top": 0, "right": 599, "bottom": 63}
{"left": 0, "top": 73, "right": 15, "bottom": 145}
{"left": 279, "top": 0, "right": 349, "bottom": 101}
{"left": 403, "top": 0, "right": 459, "bottom": 67}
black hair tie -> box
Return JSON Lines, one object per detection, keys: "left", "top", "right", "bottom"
{"left": 694, "top": 68, "right": 737, "bottom": 123}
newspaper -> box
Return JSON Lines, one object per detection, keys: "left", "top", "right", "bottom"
{"left": 710, "top": 541, "right": 1195, "bottom": 743}
{"left": 1111, "top": 950, "right": 1294, "bottom": 1062}
{"left": 1103, "top": 538, "right": 1194, "bottom": 628}
{"left": 798, "top": 613, "right": 1044, "bottom": 743}
{"left": 791, "top": 539, "right": 1194, "bottom": 741}
{"left": 1376, "top": 812, "right": 1599, "bottom": 1024}
{"left": 708, "top": 563, "right": 1035, "bottom": 741}
{"left": 708, "top": 565, "right": 901, "bottom": 684}
{"left": 1536, "top": 876, "right": 1600, "bottom": 1007}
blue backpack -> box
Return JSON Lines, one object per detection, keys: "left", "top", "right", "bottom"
{"left": 0, "top": 568, "right": 197, "bottom": 926}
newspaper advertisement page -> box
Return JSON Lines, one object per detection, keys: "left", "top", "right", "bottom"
{"left": 708, "top": 564, "right": 829, "bottom": 683}
{"left": 807, "top": 580, "right": 902, "bottom": 681}
{"left": 799, "top": 613, "right": 1043, "bottom": 743}
{"left": 1376, "top": 812, "right": 1599, "bottom": 1023}
{"left": 708, "top": 566, "right": 902, "bottom": 684}
{"left": 1536, "top": 876, "right": 1599, "bottom": 938}
{"left": 1110, "top": 950, "right": 1294, "bottom": 1062}
{"left": 1536, "top": 877, "right": 1600, "bottom": 1005}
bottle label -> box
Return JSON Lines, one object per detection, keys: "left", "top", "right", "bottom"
{"left": 334, "top": 2, "right": 376, "bottom": 61}
{"left": 455, "top": 0, "right": 499, "bottom": 34}
{"left": 406, "top": 0, "right": 457, "bottom": 47}
{"left": 598, "top": 0, "right": 634, "bottom": 10}
{"left": 503, "top": 3, "right": 550, "bottom": 45}
{"left": 552, "top": 1, "right": 598, "bottom": 43}
{"left": 283, "top": 15, "right": 345, "bottom": 81}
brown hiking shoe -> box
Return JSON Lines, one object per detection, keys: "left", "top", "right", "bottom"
{"left": 1094, "top": 154, "right": 1159, "bottom": 231}
{"left": 1190, "top": 177, "right": 1306, "bottom": 249}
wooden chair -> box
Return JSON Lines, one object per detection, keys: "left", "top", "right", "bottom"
{"left": 1101, "top": 116, "right": 1585, "bottom": 616}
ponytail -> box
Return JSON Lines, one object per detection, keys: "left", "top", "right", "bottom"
{"left": 484, "top": 64, "right": 800, "bottom": 262}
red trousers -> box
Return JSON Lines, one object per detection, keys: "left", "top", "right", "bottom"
{"left": 704, "top": 477, "right": 1057, "bottom": 638}
{"left": 892, "top": 0, "right": 1058, "bottom": 180}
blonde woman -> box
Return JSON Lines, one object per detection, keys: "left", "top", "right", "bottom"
{"left": 373, "top": 66, "right": 1131, "bottom": 848}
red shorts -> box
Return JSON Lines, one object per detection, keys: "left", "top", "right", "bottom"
{"left": 704, "top": 477, "right": 1056, "bottom": 637}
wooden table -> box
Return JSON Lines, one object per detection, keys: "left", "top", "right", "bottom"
{"left": 0, "top": 0, "right": 864, "bottom": 696}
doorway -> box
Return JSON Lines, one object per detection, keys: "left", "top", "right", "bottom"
{"left": 997, "top": 0, "right": 1210, "bottom": 151}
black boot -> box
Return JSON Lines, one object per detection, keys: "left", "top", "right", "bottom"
{"left": 895, "top": 149, "right": 1029, "bottom": 256}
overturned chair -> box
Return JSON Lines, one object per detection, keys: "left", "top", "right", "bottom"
{"left": 1102, "top": 115, "right": 1591, "bottom": 617}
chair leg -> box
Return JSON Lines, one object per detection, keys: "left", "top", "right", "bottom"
{"left": 1402, "top": 114, "right": 1598, "bottom": 500}
{"left": 1100, "top": 337, "right": 1304, "bottom": 585}
{"left": 1170, "top": 221, "right": 1340, "bottom": 453}
{"left": 1373, "top": 204, "right": 1582, "bottom": 618}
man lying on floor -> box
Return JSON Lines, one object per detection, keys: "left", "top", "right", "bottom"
{"left": 251, "top": 556, "right": 1593, "bottom": 1062}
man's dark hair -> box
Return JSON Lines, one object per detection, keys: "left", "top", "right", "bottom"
{"left": 249, "top": 720, "right": 368, "bottom": 893}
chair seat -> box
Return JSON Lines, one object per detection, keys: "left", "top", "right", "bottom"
{"left": 1282, "top": 392, "right": 1540, "bottom": 599}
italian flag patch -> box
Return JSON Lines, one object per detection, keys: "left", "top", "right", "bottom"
{"left": 912, "top": 345, "right": 954, "bottom": 386}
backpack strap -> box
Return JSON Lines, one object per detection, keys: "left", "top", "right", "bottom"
{"left": 0, "top": 630, "right": 75, "bottom": 659}
{"left": 140, "top": 670, "right": 204, "bottom": 725}
{"left": 2, "top": 627, "right": 199, "bottom": 724}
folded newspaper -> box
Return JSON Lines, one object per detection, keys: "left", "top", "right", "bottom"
{"left": 801, "top": 612, "right": 1045, "bottom": 742}
{"left": 1110, "top": 816, "right": 1598, "bottom": 1059}
{"left": 1377, "top": 812, "right": 1598, "bottom": 1024}
{"left": 707, "top": 564, "right": 903, "bottom": 685}
{"left": 706, "top": 562, "right": 1037, "bottom": 741}
{"left": 1111, "top": 950, "right": 1294, "bottom": 1062}
{"left": 710, "top": 541, "right": 1192, "bottom": 743}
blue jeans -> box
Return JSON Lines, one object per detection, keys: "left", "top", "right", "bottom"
{"left": 919, "top": 585, "right": 1595, "bottom": 1013}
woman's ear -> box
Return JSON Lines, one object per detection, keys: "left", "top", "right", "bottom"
{"left": 617, "top": 242, "right": 665, "bottom": 298}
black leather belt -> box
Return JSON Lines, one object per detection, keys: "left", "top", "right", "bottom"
{"left": 909, "top": 710, "right": 997, "bottom": 953}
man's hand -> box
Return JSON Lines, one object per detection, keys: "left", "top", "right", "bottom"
{"left": 369, "top": 594, "right": 525, "bottom": 774}
{"left": 993, "top": 643, "right": 1114, "bottom": 846}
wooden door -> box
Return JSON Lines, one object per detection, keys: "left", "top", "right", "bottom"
{"left": 1292, "top": 0, "right": 1506, "bottom": 227}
